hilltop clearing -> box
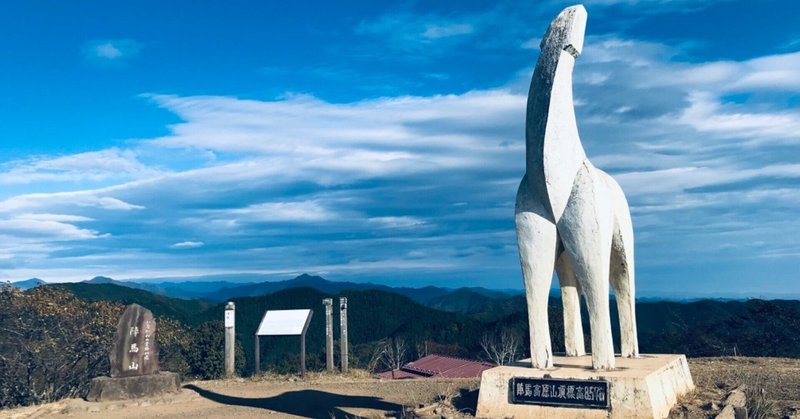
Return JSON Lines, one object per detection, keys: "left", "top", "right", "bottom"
{"left": 3, "top": 357, "right": 798, "bottom": 419}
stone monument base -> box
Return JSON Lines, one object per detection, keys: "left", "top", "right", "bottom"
{"left": 476, "top": 354, "right": 693, "bottom": 419}
{"left": 86, "top": 372, "right": 181, "bottom": 402}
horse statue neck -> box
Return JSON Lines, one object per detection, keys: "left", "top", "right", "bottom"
{"left": 525, "top": 5, "right": 588, "bottom": 222}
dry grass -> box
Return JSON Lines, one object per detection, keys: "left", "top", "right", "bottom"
{"left": 670, "top": 357, "right": 800, "bottom": 419}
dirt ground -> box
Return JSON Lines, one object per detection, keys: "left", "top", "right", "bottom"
{"left": 2, "top": 357, "right": 798, "bottom": 419}
{"left": 0, "top": 374, "right": 480, "bottom": 419}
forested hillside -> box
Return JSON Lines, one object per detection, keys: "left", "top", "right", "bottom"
{"left": 53, "top": 283, "right": 210, "bottom": 325}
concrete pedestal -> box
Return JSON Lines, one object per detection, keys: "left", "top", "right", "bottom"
{"left": 86, "top": 372, "right": 181, "bottom": 402}
{"left": 476, "top": 354, "right": 693, "bottom": 419}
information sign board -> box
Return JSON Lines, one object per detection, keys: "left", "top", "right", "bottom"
{"left": 510, "top": 377, "right": 610, "bottom": 409}
{"left": 256, "top": 309, "right": 312, "bottom": 336}
{"left": 224, "top": 310, "right": 235, "bottom": 328}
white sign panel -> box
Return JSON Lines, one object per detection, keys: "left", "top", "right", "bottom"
{"left": 224, "top": 310, "right": 235, "bottom": 328}
{"left": 256, "top": 309, "right": 312, "bottom": 336}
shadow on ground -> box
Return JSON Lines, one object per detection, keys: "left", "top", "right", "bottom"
{"left": 183, "top": 384, "right": 404, "bottom": 418}
{"left": 452, "top": 387, "right": 479, "bottom": 416}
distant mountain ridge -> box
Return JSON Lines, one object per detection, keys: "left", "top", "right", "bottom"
{"left": 84, "top": 276, "right": 116, "bottom": 284}
{"left": 24, "top": 273, "right": 520, "bottom": 305}
{"left": 10, "top": 278, "right": 47, "bottom": 290}
{"left": 204, "top": 274, "right": 516, "bottom": 304}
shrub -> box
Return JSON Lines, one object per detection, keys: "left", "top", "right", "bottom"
{"left": 183, "top": 321, "right": 245, "bottom": 379}
{"left": 0, "top": 286, "right": 121, "bottom": 407}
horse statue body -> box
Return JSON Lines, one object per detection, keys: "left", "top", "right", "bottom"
{"left": 516, "top": 4, "right": 639, "bottom": 370}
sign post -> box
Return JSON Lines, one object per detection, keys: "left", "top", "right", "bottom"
{"left": 254, "top": 309, "right": 314, "bottom": 377}
{"left": 254, "top": 334, "right": 260, "bottom": 375}
{"left": 323, "top": 298, "right": 334, "bottom": 372}
{"left": 224, "top": 302, "right": 235, "bottom": 378}
{"left": 339, "top": 297, "right": 348, "bottom": 374}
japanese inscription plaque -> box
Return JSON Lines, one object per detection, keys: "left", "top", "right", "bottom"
{"left": 110, "top": 304, "right": 159, "bottom": 377}
{"left": 510, "top": 377, "right": 609, "bottom": 409}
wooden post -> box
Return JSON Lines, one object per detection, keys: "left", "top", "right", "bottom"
{"left": 300, "top": 309, "right": 313, "bottom": 378}
{"left": 323, "top": 298, "right": 334, "bottom": 372}
{"left": 224, "top": 302, "right": 236, "bottom": 378}
{"left": 300, "top": 332, "right": 306, "bottom": 377}
{"left": 254, "top": 334, "right": 260, "bottom": 375}
{"left": 339, "top": 297, "right": 348, "bottom": 374}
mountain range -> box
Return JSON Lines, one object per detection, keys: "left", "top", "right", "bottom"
{"left": 11, "top": 273, "right": 799, "bottom": 374}
{"left": 11, "top": 274, "right": 521, "bottom": 307}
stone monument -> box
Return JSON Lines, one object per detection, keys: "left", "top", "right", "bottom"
{"left": 476, "top": 5, "right": 694, "bottom": 418}
{"left": 87, "top": 304, "right": 181, "bottom": 401}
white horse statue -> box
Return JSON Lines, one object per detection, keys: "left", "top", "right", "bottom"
{"left": 515, "top": 4, "right": 639, "bottom": 370}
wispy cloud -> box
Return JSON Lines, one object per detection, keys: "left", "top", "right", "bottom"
{"left": 0, "top": 148, "right": 161, "bottom": 185}
{"left": 82, "top": 39, "right": 142, "bottom": 65}
{"left": 355, "top": 13, "right": 478, "bottom": 53}
{"left": 422, "top": 23, "right": 474, "bottom": 39}
{"left": 0, "top": 213, "right": 100, "bottom": 241}
{"left": 210, "top": 201, "right": 341, "bottom": 223}
{"left": 0, "top": 190, "right": 144, "bottom": 213}
{"left": 170, "top": 241, "right": 204, "bottom": 249}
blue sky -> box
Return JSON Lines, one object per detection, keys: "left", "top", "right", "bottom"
{"left": 0, "top": 0, "right": 798, "bottom": 297}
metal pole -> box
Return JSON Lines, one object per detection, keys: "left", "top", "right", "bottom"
{"left": 254, "top": 334, "right": 260, "bottom": 375}
{"left": 224, "top": 302, "right": 236, "bottom": 378}
{"left": 339, "top": 297, "right": 348, "bottom": 374}
{"left": 323, "top": 298, "right": 334, "bottom": 372}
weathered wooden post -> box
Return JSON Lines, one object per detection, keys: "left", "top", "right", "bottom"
{"left": 254, "top": 334, "right": 260, "bottom": 375}
{"left": 224, "top": 301, "right": 236, "bottom": 377}
{"left": 323, "top": 298, "right": 334, "bottom": 372}
{"left": 300, "top": 327, "right": 307, "bottom": 377}
{"left": 339, "top": 297, "right": 348, "bottom": 374}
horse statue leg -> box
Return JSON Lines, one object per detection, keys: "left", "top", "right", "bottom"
{"left": 556, "top": 249, "right": 586, "bottom": 356}
{"left": 515, "top": 174, "right": 558, "bottom": 369}
{"left": 558, "top": 163, "right": 616, "bottom": 370}
{"left": 600, "top": 171, "right": 640, "bottom": 358}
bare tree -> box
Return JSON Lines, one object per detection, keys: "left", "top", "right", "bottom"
{"left": 415, "top": 340, "right": 429, "bottom": 359}
{"left": 365, "top": 342, "right": 386, "bottom": 374}
{"left": 480, "top": 329, "right": 520, "bottom": 366}
{"left": 380, "top": 338, "right": 408, "bottom": 374}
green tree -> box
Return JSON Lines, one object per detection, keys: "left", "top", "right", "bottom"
{"left": 183, "top": 321, "right": 245, "bottom": 379}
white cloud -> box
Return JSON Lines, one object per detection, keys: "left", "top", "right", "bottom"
{"left": 368, "top": 216, "right": 427, "bottom": 229}
{"left": 142, "top": 90, "right": 523, "bottom": 180}
{"left": 691, "top": 52, "right": 799, "bottom": 92}
{"left": 0, "top": 215, "right": 100, "bottom": 240}
{"left": 677, "top": 92, "right": 800, "bottom": 144}
{"left": 82, "top": 39, "right": 142, "bottom": 64}
{"left": 355, "top": 10, "right": 491, "bottom": 54}
{"left": 422, "top": 23, "right": 474, "bottom": 39}
{"left": 0, "top": 148, "right": 161, "bottom": 185}
{"left": 16, "top": 213, "right": 94, "bottom": 223}
{"left": 95, "top": 43, "right": 123, "bottom": 59}
{"left": 215, "top": 201, "right": 340, "bottom": 223}
{"left": 0, "top": 190, "right": 144, "bottom": 213}
{"left": 171, "top": 241, "right": 204, "bottom": 249}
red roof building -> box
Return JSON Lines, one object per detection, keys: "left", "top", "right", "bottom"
{"left": 377, "top": 355, "right": 495, "bottom": 379}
